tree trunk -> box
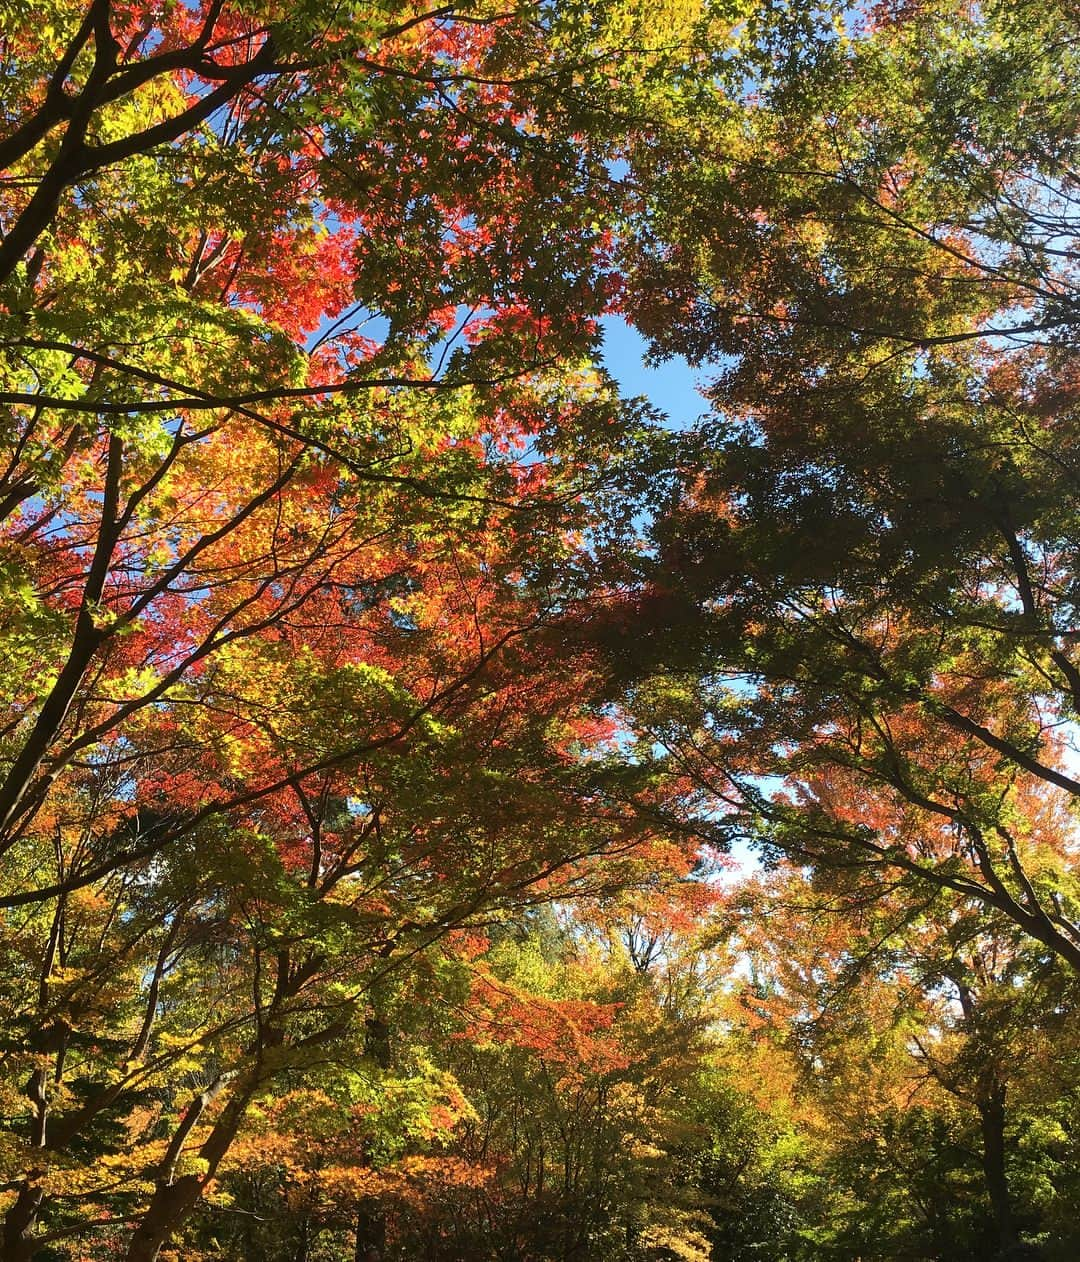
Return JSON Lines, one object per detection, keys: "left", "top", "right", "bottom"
{"left": 294, "top": 1216, "right": 311, "bottom": 1262}
{"left": 0, "top": 1063, "right": 50, "bottom": 1260}
{"left": 353, "top": 1205, "right": 386, "bottom": 1262}
{"left": 353, "top": 1014, "right": 391, "bottom": 1261}
{"left": 126, "top": 1175, "right": 204, "bottom": 1262}
{"left": 0, "top": 1186, "right": 43, "bottom": 1262}
{"left": 125, "top": 1078, "right": 253, "bottom": 1262}
{"left": 976, "top": 1086, "right": 1040, "bottom": 1260}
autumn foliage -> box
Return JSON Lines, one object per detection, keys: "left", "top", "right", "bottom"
{"left": 1, "top": 0, "right": 1080, "bottom": 1260}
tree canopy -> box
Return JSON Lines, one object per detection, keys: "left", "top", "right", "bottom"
{"left": 0, "top": 0, "right": 1079, "bottom": 1260}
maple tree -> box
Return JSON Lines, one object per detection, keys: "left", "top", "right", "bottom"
{"left": 169, "top": 901, "right": 782, "bottom": 1262}
{"left": 575, "top": 0, "right": 1080, "bottom": 1249}
{"left": 0, "top": 0, "right": 717, "bottom": 1257}
{"left": 598, "top": 0, "right": 1080, "bottom": 976}
{"left": 390, "top": 915, "right": 718, "bottom": 1261}
{"left": 721, "top": 860, "right": 1080, "bottom": 1260}
{"left": 5, "top": 0, "right": 1080, "bottom": 1257}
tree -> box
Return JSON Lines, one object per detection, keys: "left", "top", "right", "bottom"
{"left": 382, "top": 906, "right": 724, "bottom": 1262}
{"left": 0, "top": 1, "right": 706, "bottom": 1256}
{"left": 0, "top": 0, "right": 668, "bottom": 884}
{"left": 599, "top": 0, "right": 1080, "bottom": 970}
{"left": 171, "top": 901, "right": 735, "bottom": 1262}
{"left": 717, "top": 860, "right": 1080, "bottom": 1261}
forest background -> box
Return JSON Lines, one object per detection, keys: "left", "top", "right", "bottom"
{"left": 0, "top": 0, "right": 1077, "bottom": 1259}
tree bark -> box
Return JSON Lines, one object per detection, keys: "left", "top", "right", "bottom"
{"left": 353, "top": 1205, "right": 386, "bottom": 1262}
{"left": 978, "top": 1088, "right": 1019, "bottom": 1253}
{"left": 125, "top": 1175, "right": 204, "bottom": 1262}
{"left": 976, "top": 1085, "right": 1042, "bottom": 1260}
{"left": 353, "top": 1014, "right": 391, "bottom": 1262}
{"left": 0, "top": 1186, "right": 43, "bottom": 1262}
{"left": 125, "top": 1077, "right": 252, "bottom": 1262}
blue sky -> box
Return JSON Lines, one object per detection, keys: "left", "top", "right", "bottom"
{"left": 598, "top": 315, "right": 706, "bottom": 427}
